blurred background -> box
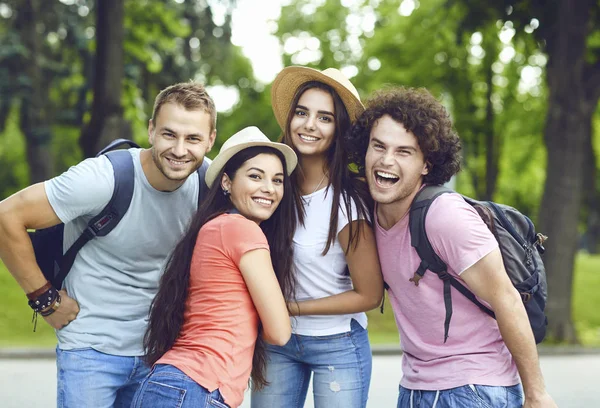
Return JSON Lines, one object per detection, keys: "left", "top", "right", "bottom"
{"left": 0, "top": 0, "right": 599, "bottom": 349}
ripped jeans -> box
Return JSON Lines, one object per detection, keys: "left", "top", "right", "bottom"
{"left": 250, "top": 319, "right": 372, "bottom": 408}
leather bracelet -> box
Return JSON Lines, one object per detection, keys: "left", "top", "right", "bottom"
{"left": 40, "top": 293, "right": 61, "bottom": 317}
{"left": 26, "top": 281, "right": 52, "bottom": 301}
{"left": 27, "top": 287, "right": 59, "bottom": 313}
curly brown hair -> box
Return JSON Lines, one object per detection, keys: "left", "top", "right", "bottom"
{"left": 347, "top": 87, "right": 461, "bottom": 185}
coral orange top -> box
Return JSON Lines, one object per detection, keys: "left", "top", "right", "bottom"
{"left": 157, "top": 213, "right": 270, "bottom": 407}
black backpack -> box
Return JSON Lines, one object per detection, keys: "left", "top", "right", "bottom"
{"left": 29, "top": 139, "right": 210, "bottom": 289}
{"left": 408, "top": 185, "right": 548, "bottom": 344}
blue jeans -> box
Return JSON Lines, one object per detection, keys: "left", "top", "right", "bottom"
{"left": 56, "top": 347, "right": 150, "bottom": 408}
{"left": 397, "top": 384, "right": 524, "bottom": 408}
{"left": 251, "top": 319, "right": 372, "bottom": 408}
{"left": 131, "top": 364, "right": 229, "bottom": 408}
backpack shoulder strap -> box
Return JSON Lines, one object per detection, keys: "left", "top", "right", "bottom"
{"left": 409, "top": 185, "right": 454, "bottom": 279}
{"left": 96, "top": 138, "right": 140, "bottom": 156}
{"left": 92, "top": 150, "right": 136, "bottom": 237}
{"left": 409, "top": 185, "right": 496, "bottom": 342}
{"left": 196, "top": 158, "right": 211, "bottom": 208}
{"left": 409, "top": 185, "right": 454, "bottom": 343}
{"left": 54, "top": 150, "right": 136, "bottom": 285}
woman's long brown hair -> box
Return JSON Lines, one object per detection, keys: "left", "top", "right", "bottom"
{"left": 281, "top": 81, "right": 372, "bottom": 256}
{"left": 143, "top": 146, "right": 296, "bottom": 390}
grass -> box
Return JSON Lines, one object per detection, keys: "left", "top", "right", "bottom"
{"left": 1, "top": 254, "right": 599, "bottom": 348}
{"left": 0, "top": 264, "right": 56, "bottom": 347}
{"left": 572, "top": 253, "right": 600, "bottom": 345}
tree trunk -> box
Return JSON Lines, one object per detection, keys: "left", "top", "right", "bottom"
{"left": 581, "top": 131, "right": 600, "bottom": 253}
{"left": 80, "top": 0, "right": 131, "bottom": 157}
{"left": 538, "top": 0, "right": 595, "bottom": 344}
{"left": 18, "top": 0, "right": 54, "bottom": 182}
{"left": 484, "top": 55, "right": 498, "bottom": 201}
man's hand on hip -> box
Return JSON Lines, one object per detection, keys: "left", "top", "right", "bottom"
{"left": 44, "top": 289, "right": 79, "bottom": 329}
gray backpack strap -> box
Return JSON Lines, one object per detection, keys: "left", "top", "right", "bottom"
{"left": 55, "top": 150, "right": 135, "bottom": 287}
{"left": 409, "top": 185, "right": 495, "bottom": 343}
{"left": 97, "top": 138, "right": 140, "bottom": 155}
{"left": 409, "top": 185, "right": 453, "bottom": 342}
{"left": 409, "top": 185, "right": 453, "bottom": 281}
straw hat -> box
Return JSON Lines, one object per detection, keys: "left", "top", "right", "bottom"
{"left": 205, "top": 126, "right": 298, "bottom": 188}
{"left": 271, "top": 66, "right": 364, "bottom": 130}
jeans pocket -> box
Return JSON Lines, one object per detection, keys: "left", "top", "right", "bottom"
{"left": 207, "top": 396, "right": 230, "bottom": 408}
{"left": 505, "top": 383, "right": 524, "bottom": 398}
{"left": 140, "top": 381, "right": 186, "bottom": 408}
{"left": 505, "top": 384, "right": 525, "bottom": 406}
{"left": 350, "top": 318, "right": 366, "bottom": 332}
{"left": 469, "top": 384, "right": 523, "bottom": 408}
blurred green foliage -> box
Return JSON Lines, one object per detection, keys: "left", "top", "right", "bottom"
{"left": 0, "top": 0, "right": 597, "bottom": 223}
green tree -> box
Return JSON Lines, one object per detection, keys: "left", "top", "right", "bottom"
{"left": 274, "top": 0, "right": 546, "bottom": 206}
{"left": 455, "top": 0, "right": 600, "bottom": 343}
{"left": 0, "top": 0, "right": 258, "bottom": 186}
{"left": 80, "top": 0, "right": 130, "bottom": 157}
{"left": 0, "top": 0, "right": 85, "bottom": 182}
{"left": 272, "top": 0, "right": 599, "bottom": 343}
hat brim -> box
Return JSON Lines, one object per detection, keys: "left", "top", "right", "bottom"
{"left": 205, "top": 141, "right": 298, "bottom": 188}
{"left": 271, "top": 66, "right": 364, "bottom": 130}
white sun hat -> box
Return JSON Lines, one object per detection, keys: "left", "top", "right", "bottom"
{"left": 205, "top": 126, "right": 298, "bottom": 188}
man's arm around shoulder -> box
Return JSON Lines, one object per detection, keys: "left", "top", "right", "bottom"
{"left": 461, "top": 248, "right": 557, "bottom": 408}
{"left": 0, "top": 183, "right": 79, "bottom": 329}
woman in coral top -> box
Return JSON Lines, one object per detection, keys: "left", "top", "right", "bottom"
{"left": 131, "top": 126, "right": 298, "bottom": 408}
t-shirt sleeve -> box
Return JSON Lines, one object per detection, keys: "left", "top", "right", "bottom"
{"left": 222, "top": 216, "right": 270, "bottom": 266}
{"left": 44, "top": 156, "right": 115, "bottom": 223}
{"left": 336, "top": 194, "right": 365, "bottom": 235}
{"left": 425, "top": 193, "right": 499, "bottom": 275}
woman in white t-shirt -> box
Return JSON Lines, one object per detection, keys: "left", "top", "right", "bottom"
{"left": 251, "top": 67, "right": 383, "bottom": 408}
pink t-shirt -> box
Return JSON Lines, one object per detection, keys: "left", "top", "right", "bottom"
{"left": 158, "top": 213, "right": 270, "bottom": 407}
{"left": 375, "top": 193, "right": 519, "bottom": 390}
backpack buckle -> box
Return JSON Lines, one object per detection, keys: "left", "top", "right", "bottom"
{"left": 82, "top": 226, "right": 98, "bottom": 240}
{"left": 535, "top": 233, "right": 548, "bottom": 254}
{"left": 409, "top": 272, "right": 423, "bottom": 286}
{"left": 437, "top": 270, "right": 451, "bottom": 281}
{"left": 521, "top": 292, "right": 532, "bottom": 303}
{"left": 410, "top": 261, "right": 429, "bottom": 286}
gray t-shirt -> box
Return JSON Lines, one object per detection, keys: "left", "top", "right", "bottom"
{"left": 45, "top": 148, "right": 200, "bottom": 356}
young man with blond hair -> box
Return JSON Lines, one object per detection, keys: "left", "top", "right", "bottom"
{"left": 0, "top": 82, "right": 217, "bottom": 407}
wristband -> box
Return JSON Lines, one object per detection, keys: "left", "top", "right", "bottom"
{"left": 40, "top": 293, "right": 62, "bottom": 317}
{"left": 26, "top": 281, "right": 52, "bottom": 301}
{"left": 27, "top": 286, "right": 59, "bottom": 313}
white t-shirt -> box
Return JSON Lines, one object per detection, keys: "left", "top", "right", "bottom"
{"left": 292, "top": 185, "right": 368, "bottom": 336}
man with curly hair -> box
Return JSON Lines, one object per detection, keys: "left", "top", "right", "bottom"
{"left": 348, "top": 87, "right": 556, "bottom": 408}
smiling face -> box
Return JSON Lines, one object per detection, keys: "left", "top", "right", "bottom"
{"left": 148, "top": 102, "right": 216, "bottom": 191}
{"left": 221, "top": 153, "right": 285, "bottom": 224}
{"left": 365, "top": 115, "right": 429, "bottom": 207}
{"left": 288, "top": 87, "right": 336, "bottom": 159}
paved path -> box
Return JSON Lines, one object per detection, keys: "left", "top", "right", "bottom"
{"left": 1, "top": 354, "right": 597, "bottom": 407}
